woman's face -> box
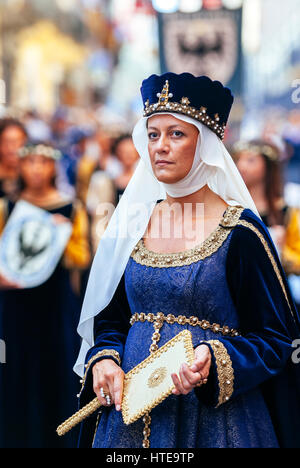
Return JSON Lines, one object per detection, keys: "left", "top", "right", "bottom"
{"left": 147, "top": 114, "right": 199, "bottom": 184}
{"left": 235, "top": 150, "right": 266, "bottom": 187}
{"left": 20, "top": 154, "right": 56, "bottom": 190}
{"left": 0, "top": 126, "right": 27, "bottom": 169}
{"left": 115, "top": 138, "right": 139, "bottom": 169}
{"left": 97, "top": 132, "right": 112, "bottom": 155}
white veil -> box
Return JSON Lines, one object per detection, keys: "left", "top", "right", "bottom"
{"left": 74, "top": 112, "right": 259, "bottom": 377}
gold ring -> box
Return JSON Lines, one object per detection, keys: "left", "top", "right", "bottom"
{"left": 194, "top": 372, "right": 203, "bottom": 387}
{"left": 195, "top": 381, "right": 203, "bottom": 387}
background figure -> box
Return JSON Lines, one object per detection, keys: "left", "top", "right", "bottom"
{"left": 86, "top": 170, "right": 115, "bottom": 256}
{"left": 232, "top": 139, "right": 300, "bottom": 310}
{"left": 280, "top": 208, "right": 300, "bottom": 309}
{"left": 232, "top": 140, "right": 287, "bottom": 253}
{"left": 282, "top": 111, "right": 300, "bottom": 185}
{"left": 49, "top": 108, "right": 73, "bottom": 198}
{"left": 23, "top": 110, "right": 52, "bottom": 144}
{"left": 66, "top": 127, "right": 95, "bottom": 190}
{"left": 76, "top": 134, "right": 102, "bottom": 206}
{"left": 55, "top": 126, "right": 94, "bottom": 199}
{"left": 85, "top": 134, "right": 139, "bottom": 254}
{"left": 76, "top": 126, "right": 122, "bottom": 204}
{"left": 96, "top": 128, "right": 123, "bottom": 180}
{"left": 86, "top": 134, "right": 139, "bottom": 253}
{"left": 0, "top": 144, "right": 91, "bottom": 448}
{"left": 0, "top": 119, "right": 27, "bottom": 201}
{"left": 112, "top": 134, "right": 140, "bottom": 202}
{"left": 50, "top": 107, "right": 70, "bottom": 150}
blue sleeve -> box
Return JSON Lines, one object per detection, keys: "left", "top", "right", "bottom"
{"left": 86, "top": 273, "right": 131, "bottom": 364}
{"left": 77, "top": 273, "right": 131, "bottom": 406}
{"left": 195, "top": 213, "right": 300, "bottom": 408}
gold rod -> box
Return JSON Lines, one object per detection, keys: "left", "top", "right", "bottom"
{"left": 56, "top": 397, "right": 101, "bottom": 436}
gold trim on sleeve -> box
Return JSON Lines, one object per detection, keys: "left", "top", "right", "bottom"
{"left": 237, "top": 220, "right": 296, "bottom": 322}
{"left": 130, "top": 206, "right": 244, "bottom": 268}
{"left": 77, "top": 349, "right": 121, "bottom": 398}
{"left": 206, "top": 339, "right": 234, "bottom": 407}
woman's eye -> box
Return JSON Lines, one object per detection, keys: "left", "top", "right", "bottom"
{"left": 172, "top": 130, "right": 184, "bottom": 137}
{"left": 148, "top": 132, "right": 158, "bottom": 139}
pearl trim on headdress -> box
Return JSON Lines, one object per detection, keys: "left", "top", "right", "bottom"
{"left": 143, "top": 80, "right": 226, "bottom": 140}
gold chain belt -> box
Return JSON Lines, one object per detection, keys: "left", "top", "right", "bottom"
{"left": 130, "top": 312, "right": 240, "bottom": 342}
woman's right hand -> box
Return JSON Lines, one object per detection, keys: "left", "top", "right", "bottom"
{"left": 92, "top": 359, "right": 125, "bottom": 412}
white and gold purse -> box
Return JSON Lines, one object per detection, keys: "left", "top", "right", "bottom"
{"left": 57, "top": 330, "right": 194, "bottom": 435}
{"left": 122, "top": 329, "right": 194, "bottom": 424}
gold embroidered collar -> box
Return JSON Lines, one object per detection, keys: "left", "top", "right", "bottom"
{"left": 130, "top": 205, "right": 244, "bottom": 268}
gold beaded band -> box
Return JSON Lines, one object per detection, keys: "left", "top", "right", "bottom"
{"left": 206, "top": 340, "right": 234, "bottom": 407}
{"left": 86, "top": 349, "right": 121, "bottom": 367}
{"left": 237, "top": 220, "right": 296, "bottom": 322}
{"left": 142, "top": 412, "right": 151, "bottom": 448}
{"left": 130, "top": 206, "right": 244, "bottom": 269}
{"left": 130, "top": 312, "right": 240, "bottom": 339}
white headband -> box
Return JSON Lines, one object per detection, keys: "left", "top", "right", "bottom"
{"left": 74, "top": 112, "right": 260, "bottom": 377}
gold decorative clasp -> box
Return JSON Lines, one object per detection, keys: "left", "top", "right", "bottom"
{"left": 147, "top": 367, "right": 167, "bottom": 388}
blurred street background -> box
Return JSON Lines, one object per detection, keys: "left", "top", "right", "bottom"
{"left": 0, "top": 0, "right": 299, "bottom": 200}
{"left": 0, "top": 0, "right": 299, "bottom": 147}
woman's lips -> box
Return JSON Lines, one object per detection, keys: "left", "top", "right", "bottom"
{"left": 155, "top": 160, "right": 173, "bottom": 166}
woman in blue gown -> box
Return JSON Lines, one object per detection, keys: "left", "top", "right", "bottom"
{"left": 75, "top": 73, "right": 300, "bottom": 448}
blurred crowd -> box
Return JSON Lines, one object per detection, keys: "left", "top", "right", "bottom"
{"left": 0, "top": 104, "right": 298, "bottom": 268}
{"left": 0, "top": 107, "right": 141, "bottom": 253}
{"left": 1, "top": 103, "right": 300, "bottom": 448}
{"left": 0, "top": 106, "right": 140, "bottom": 448}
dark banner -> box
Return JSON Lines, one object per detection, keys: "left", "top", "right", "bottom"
{"left": 158, "top": 8, "right": 243, "bottom": 97}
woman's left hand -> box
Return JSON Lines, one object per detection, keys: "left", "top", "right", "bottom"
{"left": 171, "top": 344, "right": 211, "bottom": 395}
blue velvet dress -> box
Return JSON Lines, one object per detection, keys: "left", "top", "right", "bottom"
{"left": 78, "top": 205, "right": 300, "bottom": 448}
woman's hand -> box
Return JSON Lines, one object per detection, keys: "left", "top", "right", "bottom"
{"left": 171, "top": 344, "right": 211, "bottom": 395}
{"left": 92, "top": 359, "right": 125, "bottom": 411}
{"left": 0, "top": 273, "right": 21, "bottom": 290}
{"left": 51, "top": 214, "right": 69, "bottom": 225}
